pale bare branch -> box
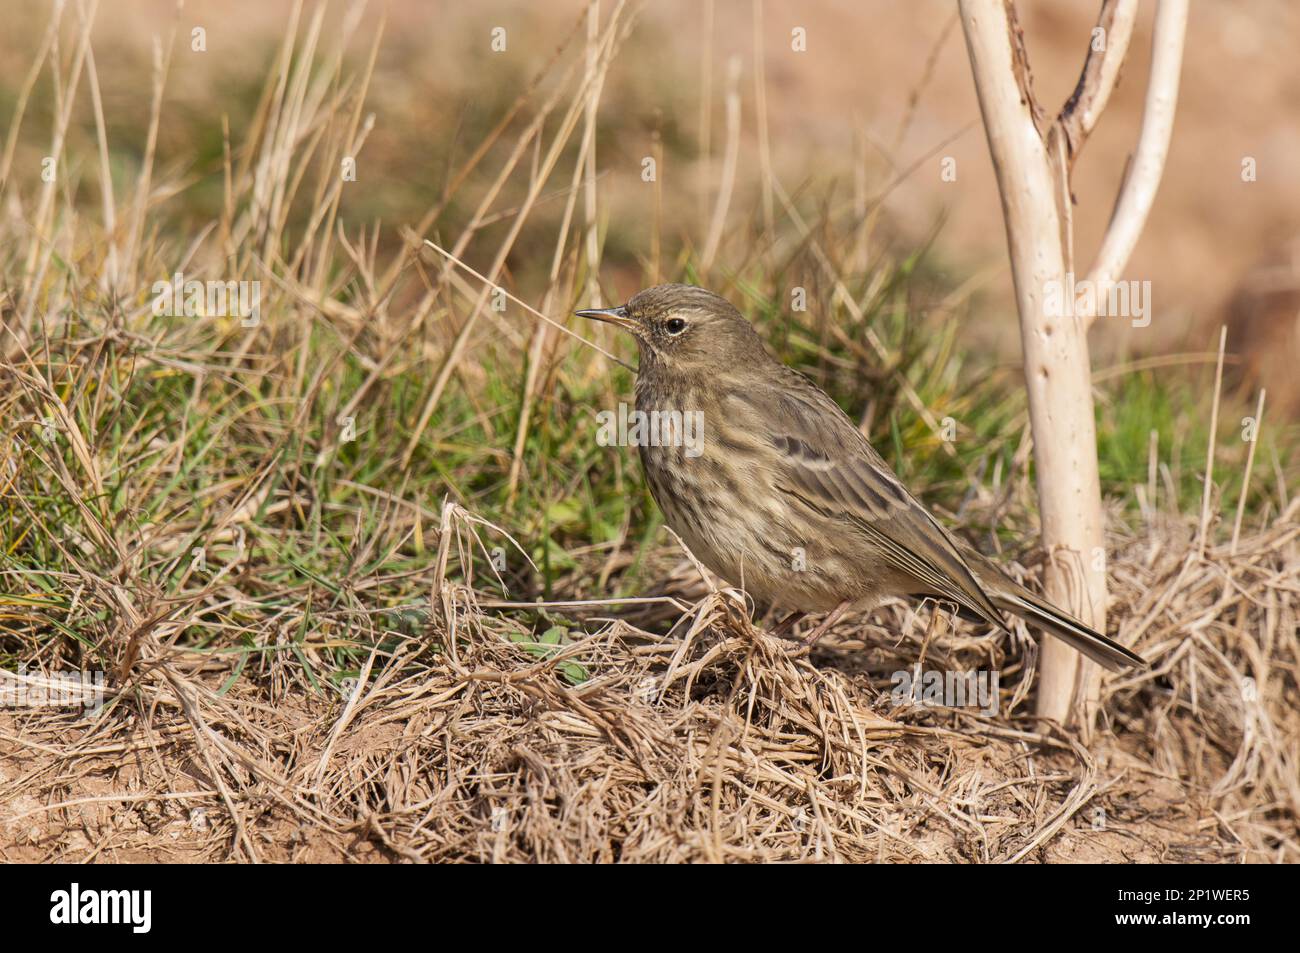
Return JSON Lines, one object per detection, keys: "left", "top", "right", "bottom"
{"left": 1082, "top": 0, "right": 1189, "bottom": 325}
{"left": 1055, "top": 0, "right": 1139, "bottom": 168}
{"left": 960, "top": 0, "right": 1109, "bottom": 731}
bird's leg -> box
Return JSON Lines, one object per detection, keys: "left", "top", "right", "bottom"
{"left": 769, "top": 610, "right": 806, "bottom": 639}
{"left": 800, "top": 600, "right": 852, "bottom": 647}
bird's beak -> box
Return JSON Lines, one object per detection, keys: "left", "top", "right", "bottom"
{"left": 574, "top": 305, "right": 636, "bottom": 333}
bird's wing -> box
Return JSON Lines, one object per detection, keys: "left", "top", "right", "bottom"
{"left": 738, "top": 370, "right": 1005, "bottom": 630}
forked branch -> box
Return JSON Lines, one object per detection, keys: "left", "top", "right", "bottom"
{"left": 1055, "top": 0, "right": 1139, "bottom": 169}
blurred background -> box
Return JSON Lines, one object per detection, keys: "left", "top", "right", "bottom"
{"left": 4, "top": 0, "right": 1297, "bottom": 406}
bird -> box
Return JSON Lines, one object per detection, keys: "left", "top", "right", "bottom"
{"left": 576, "top": 283, "right": 1147, "bottom": 672}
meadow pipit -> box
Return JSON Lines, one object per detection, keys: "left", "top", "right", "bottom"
{"left": 577, "top": 283, "right": 1146, "bottom": 671}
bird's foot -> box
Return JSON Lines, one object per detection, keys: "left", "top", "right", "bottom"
{"left": 768, "top": 610, "right": 806, "bottom": 640}
{"left": 799, "top": 600, "right": 853, "bottom": 647}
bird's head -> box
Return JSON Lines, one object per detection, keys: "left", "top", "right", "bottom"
{"left": 576, "top": 283, "right": 767, "bottom": 374}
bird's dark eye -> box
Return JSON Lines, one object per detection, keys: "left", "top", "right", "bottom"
{"left": 664, "top": 317, "right": 687, "bottom": 335}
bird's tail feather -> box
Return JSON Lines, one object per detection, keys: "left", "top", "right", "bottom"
{"left": 991, "top": 589, "right": 1147, "bottom": 673}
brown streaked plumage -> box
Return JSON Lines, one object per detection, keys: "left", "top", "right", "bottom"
{"left": 577, "top": 283, "right": 1147, "bottom": 672}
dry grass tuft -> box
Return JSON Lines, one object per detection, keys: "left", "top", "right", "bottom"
{"left": 3, "top": 498, "right": 1295, "bottom": 862}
